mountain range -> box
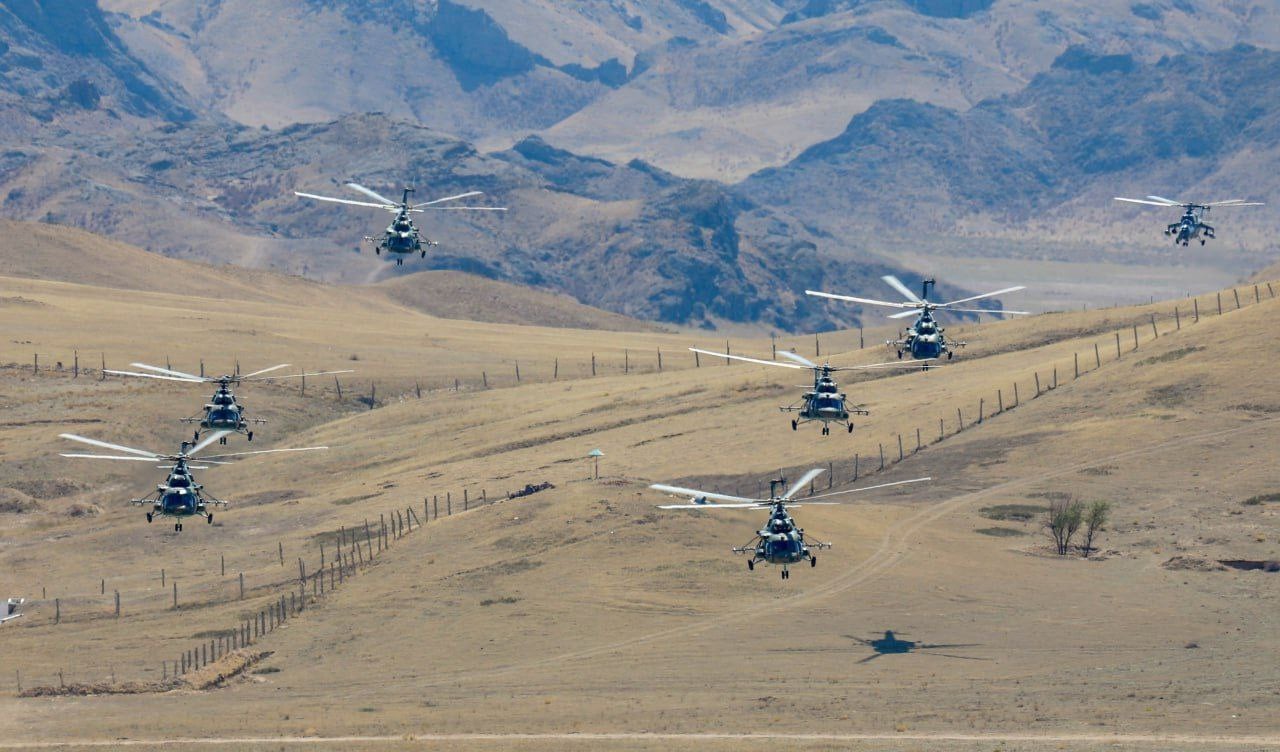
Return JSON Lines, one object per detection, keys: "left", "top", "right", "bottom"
{"left": 0, "top": 0, "right": 1276, "bottom": 331}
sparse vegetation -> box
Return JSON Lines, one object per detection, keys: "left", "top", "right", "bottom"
{"left": 1046, "top": 499, "right": 1084, "bottom": 556}
{"left": 1243, "top": 492, "right": 1280, "bottom": 506}
{"left": 1136, "top": 346, "right": 1204, "bottom": 366}
{"left": 479, "top": 596, "right": 520, "bottom": 606}
{"left": 976, "top": 527, "right": 1026, "bottom": 537}
{"left": 979, "top": 503, "right": 1043, "bottom": 522}
{"left": 1082, "top": 500, "right": 1111, "bottom": 557}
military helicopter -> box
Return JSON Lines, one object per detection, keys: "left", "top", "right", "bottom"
{"left": 845, "top": 630, "right": 981, "bottom": 663}
{"left": 807, "top": 276, "right": 1028, "bottom": 363}
{"left": 58, "top": 431, "right": 328, "bottom": 531}
{"left": 294, "top": 183, "right": 507, "bottom": 265}
{"left": 651, "top": 470, "right": 930, "bottom": 579}
{"left": 103, "top": 363, "right": 353, "bottom": 444}
{"left": 1114, "top": 195, "right": 1263, "bottom": 246}
{"left": 688, "top": 347, "right": 928, "bottom": 435}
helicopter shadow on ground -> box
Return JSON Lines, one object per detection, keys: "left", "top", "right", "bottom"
{"left": 769, "top": 629, "right": 990, "bottom": 664}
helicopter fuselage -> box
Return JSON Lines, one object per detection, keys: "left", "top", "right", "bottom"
{"left": 736, "top": 503, "right": 828, "bottom": 576}
{"left": 1167, "top": 208, "right": 1211, "bottom": 245}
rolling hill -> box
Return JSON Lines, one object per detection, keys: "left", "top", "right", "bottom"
{"left": 0, "top": 221, "right": 1277, "bottom": 749}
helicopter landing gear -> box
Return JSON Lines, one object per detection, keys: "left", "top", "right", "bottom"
{"left": 146, "top": 512, "right": 153, "bottom": 523}
{"left": 219, "top": 436, "right": 228, "bottom": 445}
{"left": 1200, "top": 239, "right": 1206, "bottom": 245}
{"left": 193, "top": 430, "right": 200, "bottom": 442}
{"left": 791, "top": 420, "right": 798, "bottom": 431}
{"left": 207, "top": 514, "right": 213, "bottom": 524}
{"left": 947, "top": 351, "right": 953, "bottom": 360}
{"left": 811, "top": 556, "right": 817, "bottom": 568}
{"left": 822, "top": 425, "right": 830, "bottom": 436}
{"left": 781, "top": 568, "right": 789, "bottom": 580}
{"left": 896, "top": 350, "right": 903, "bottom": 359}
{"left": 747, "top": 559, "right": 754, "bottom": 571}
{"left": 420, "top": 250, "right": 426, "bottom": 259}
{"left": 247, "top": 431, "right": 253, "bottom": 442}
{"left": 847, "top": 423, "right": 854, "bottom": 433}
{"left": 396, "top": 258, "right": 403, "bottom": 266}
{"left": 175, "top": 522, "right": 183, "bottom": 532}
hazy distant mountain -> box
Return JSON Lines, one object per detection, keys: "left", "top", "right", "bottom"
{"left": 740, "top": 45, "right": 1280, "bottom": 245}
{"left": 0, "top": 0, "right": 193, "bottom": 135}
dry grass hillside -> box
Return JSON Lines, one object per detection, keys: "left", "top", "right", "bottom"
{"left": 0, "top": 222, "right": 1276, "bottom": 748}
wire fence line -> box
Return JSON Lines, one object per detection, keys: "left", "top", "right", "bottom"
{"left": 12, "top": 482, "right": 548, "bottom": 694}
{"left": 668, "top": 280, "right": 1279, "bottom": 499}
{"left": 7, "top": 279, "right": 1277, "bottom": 692}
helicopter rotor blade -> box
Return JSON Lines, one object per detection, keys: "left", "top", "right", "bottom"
{"left": 806, "top": 290, "right": 916, "bottom": 309}
{"left": 295, "top": 192, "right": 394, "bottom": 210}
{"left": 888, "top": 309, "right": 922, "bottom": 319}
{"left": 422, "top": 206, "right": 508, "bottom": 212}
{"left": 777, "top": 350, "right": 819, "bottom": 368}
{"left": 61, "top": 453, "right": 162, "bottom": 462}
{"left": 240, "top": 364, "right": 291, "bottom": 379}
{"left": 344, "top": 183, "right": 398, "bottom": 206}
{"left": 244, "top": 369, "right": 356, "bottom": 382}
{"left": 939, "top": 285, "right": 1026, "bottom": 307}
{"left": 1114, "top": 197, "right": 1178, "bottom": 207}
{"left": 829, "top": 358, "right": 936, "bottom": 370}
{"left": 881, "top": 275, "right": 925, "bottom": 304}
{"left": 687, "top": 348, "right": 807, "bottom": 370}
{"left": 198, "top": 445, "right": 330, "bottom": 461}
{"left": 128, "top": 363, "right": 206, "bottom": 381}
{"left": 1208, "top": 200, "right": 1264, "bottom": 207}
{"left": 103, "top": 369, "right": 205, "bottom": 383}
{"left": 937, "top": 307, "right": 1031, "bottom": 316}
{"left": 58, "top": 433, "right": 160, "bottom": 458}
{"left": 1145, "top": 195, "right": 1189, "bottom": 206}
{"left": 413, "top": 190, "right": 484, "bottom": 207}
{"left": 188, "top": 431, "right": 234, "bottom": 456}
{"left": 649, "top": 484, "right": 760, "bottom": 505}
{"left": 803, "top": 476, "right": 931, "bottom": 502}
{"left": 782, "top": 468, "right": 826, "bottom": 501}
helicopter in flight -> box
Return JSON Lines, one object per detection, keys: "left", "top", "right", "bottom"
{"left": 807, "top": 276, "right": 1028, "bottom": 363}
{"left": 58, "top": 431, "right": 328, "bottom": 532}
{"left": 845, "top": 630, "right": 981, "bottom": 663}
{"left": 294, "top": 183, "right": 507, "bottom": 265}
{"left": 689, "top": 348, "right": 928, "bottom": 435}
{"left": 103, "top": 363, "right": 353, "bottom": 444}
{"left": 651, "top": 470, "right": 930, "bottom": 579}
{"left": 1113, "top": 195, "right": 1263, "bottom": 246}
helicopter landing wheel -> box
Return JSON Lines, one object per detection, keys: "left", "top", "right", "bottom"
{"left": 193, "top": 430, "right": 200, "bottom": 442}
{"left": 791, "top": 420, "right": 798, "bottom": 431}
{"left": 146, "top": 512, "right": 153, "bottom": 523}
{"left": 896, "top": 350, "right": 903, "bottom": 359}
{"left": 247, "top": 431, "right": 253, "bottom": 442}
{"left": 811, "top": 556, "right": 817, "bottom": 568}
{"left": 420, "top": 251, "right": 426, "bottom": 259}
{"left": 207, "top": 514, "right": 213, "bottom": 524}
{"left": 822, "top": 426, "right": 829, "bottom": 436}
{"left": 781, "top": 569, "right": 789, "bottom": 580}
{"left": 175, "top": 523, "right": 182, "bottom": 532}
{"left": 1200, "top": 239, "right": 1206, "bottom": 245}
{"left": 947, "top": 351, "right": 953, "bottom": 360}
{"left": 747, "top": 560, "right": 754, "bottom": 571}
{"left": 220, "top": 436, "right": 227, "bottom": 445}
{"left": 847, "top": 423, "right": 854, "bottom": 433}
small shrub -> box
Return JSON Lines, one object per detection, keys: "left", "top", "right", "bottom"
{"left": 976, "top": 527, "right": 1026, "bottom": 537}
{"left": 1243, "top": 492, "right": 1280, "bottom": 506}
{"left": 479, "top": 596, "right": 520, "bottom": 606}
{"left": 979, "top": 504, "right": 1043, "bottom": 522}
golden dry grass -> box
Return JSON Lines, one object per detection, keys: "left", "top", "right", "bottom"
{"left": 0, "top": 224, "right": 1278, "bottom": 750}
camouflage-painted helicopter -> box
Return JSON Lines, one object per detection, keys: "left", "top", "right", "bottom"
{"left": 845, "top": 630, "right": 981, "bottom": 663}
{"left": 103, "top": 363, "right": 352, "bottom": 444}
{"left": 808, "top": 276, "right": 1028, "bottom": 364}
{"left": 1114, "top": 195, "right": 1263, "bottom": 246}
{"left": 688, "top": 347, "right": 929, "bottom": 435}
{"left": 651, "top": 470, "right": 930, "bottom": 579}
{"left": 58, "top": 431, "right": 328, "bottom": 532}
{"left": 294, "top": 183, "right": 507, "bottom": 265}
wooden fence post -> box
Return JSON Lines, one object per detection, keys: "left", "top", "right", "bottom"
{"left": 335, "top": 376, "right": 343, "bottom": 399}
{"left": 694, "top": 350, "right": 700, "bottom": 368}
{"left": 1013, "top": 382, "right": 1019, "bottom": 407}
{"left": 591, "top": 354, "right": 596, "bottom": 376}
{"left": 1132, "top": 325, "right": 1138, "bottom": 350}
{"left": 957, "top": 407, "right": 964, "bottom": 430}
{"left": 897, "top": 434, "right": 904, "bottom": 461}
{"left": 878, "top": 443, "right": 885, "bottom": 470}
{"left": 463, "top": 490, "right": 468, "bottom": 511}
{"left": 938, "top": 417, "right": 944, "bottom": 441}
{"left": 1233, "top": 289, "right": 1241, "bottom": 309}
{"left": 978, "top": 398, "right": 984, "bottom": 423}
{"left": 114, "top": 590, "right": 120, "bottom": 618}
{"left": 915, "top": 427, "right": 921, "bottom": 452}
{"left": 1193, "top": 298, "right": 1200, "bottom": 322}
{"left": 73, "top": 351, "right": 78, "bottom": 378}
{"left": 1115, "top": 331, "right": 1121, "bottom": 358}
{"left": 1034, "top": 372, "right": 1041, "bottom": 395}
{"left": 853, "top": 454, "right": 859, "bottom": 481}
{"left": 1150, "top": 314, "right": 1158, "bottom": 338}
{"left": 481, "top": 372, "right": 487, "bottom": 389}
{"left": 172, "top": 582, "right": 177, "bottom": 609}
{"left": 1217, "top": 292, "right": 1222, "bottom": 315}
{"left": 657, "top": 348, "right": 663, "bottom": 372}
{"left": 1094, "top": 343, "right": 1101, "bottom": 368}
{"left": 278, "top": 541, "right": 284, "bottom": 566}
{"left": 1074, "top": 352, "right": 1079, "bottom": 379}
{"left": 239, "top": 572, "right": 244, "bottom": 600}
{"left": 1174, "top": 307, "right": 1180, "bottom": 330}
